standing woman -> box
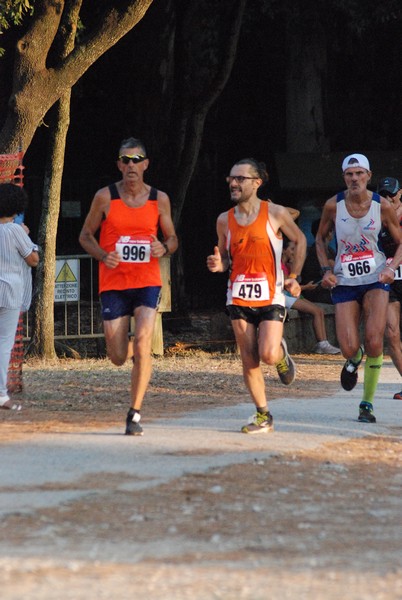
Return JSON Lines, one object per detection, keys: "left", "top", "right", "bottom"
{"left": 0, "top": 183, "right": 39, "bottom": 410}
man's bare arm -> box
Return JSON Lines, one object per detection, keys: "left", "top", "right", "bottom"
{"left": 270, "top": 203, "right": 307, "bottom": 276}
{"left": 380, "top": 200, "right": 402, "bottom": 282}
{"left": 207, "top": 212, "right": 229, "bottom": 273}
{"left": 157, "top": 193, "right": 179, "bottom": 256}
{"left": 79, "top": 190, "right": 115, "bottom": 264}
{"left": 316, "top": 198, "right": 337, "bottom": 289}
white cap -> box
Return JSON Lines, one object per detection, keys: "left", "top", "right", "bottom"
{"left": 342, "top": 153, "right": 370, "bottom": 172}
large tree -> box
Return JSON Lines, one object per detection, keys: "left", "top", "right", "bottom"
{"left": 0, "top": 0, "right": 154, "bottom": 153}
{"left": 1, "top": 0, "right": 249, "bottom": 353}
{"left": 0, "top": 0, "right": 154, "bottom": 358}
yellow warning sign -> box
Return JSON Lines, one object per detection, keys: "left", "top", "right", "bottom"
{"left": 55, "top": 262, "right": 77, "bottom": 283}
{"left": 55, "top": 259, "right": 80, "bottom": 302}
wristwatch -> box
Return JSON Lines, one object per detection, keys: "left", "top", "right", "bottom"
{"left": 289, "top": 272, "right": 301, "bottom": 283}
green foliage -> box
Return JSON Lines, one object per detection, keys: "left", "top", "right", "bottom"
{"left": 0, "top": 0, "right": 34, "bottom": 55}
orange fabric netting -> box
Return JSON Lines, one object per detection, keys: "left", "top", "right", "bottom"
{"left": 7, "top": 313, "right": 24, "bottom": 394}
{"left": 0, "top": 150, "right": 25, "bottom": 186}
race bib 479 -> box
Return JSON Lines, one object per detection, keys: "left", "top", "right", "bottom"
{"left": 231, "top": 273, "right": 269, "bottom": 301}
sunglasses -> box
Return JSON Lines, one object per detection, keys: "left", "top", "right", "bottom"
{"left": 118, "top": 154, "right": 147, "bottom": 164}
{"left": 226, "top": 176, "right": 259, "bottom": 184}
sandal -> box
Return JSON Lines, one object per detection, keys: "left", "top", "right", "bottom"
{"left": 0, "top": 396, "right": 22, "bottom": 411}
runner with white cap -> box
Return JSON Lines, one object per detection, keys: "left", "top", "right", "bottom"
{"left": 315, "top": 153, "right": 402, "bottom": 422}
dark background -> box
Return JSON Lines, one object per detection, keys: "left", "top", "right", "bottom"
{"left": 10, "top": 0, "right": 402, "bottom": 309}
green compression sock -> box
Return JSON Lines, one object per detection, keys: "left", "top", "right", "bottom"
{"left": 352, "top": 346, "right": 363, "bottom": 365}
{"left": 362, "top": 354, "right": 383, "bottom": 405}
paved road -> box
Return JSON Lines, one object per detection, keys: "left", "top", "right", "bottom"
{"left": 1, "top": 363, "right": 402, "bottom": 521}
{"left": 1, "top": 361, "right": 402, "bottom": 599}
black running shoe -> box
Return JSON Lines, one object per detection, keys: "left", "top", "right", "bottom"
{"left": 341, "top": 346, "right": 364, "bottom": 391}
{"left": 125, "top": 409, "right": 144, "bottom": 436}
{"left": 358, "top": 402, "right": 376, "bottom": 423}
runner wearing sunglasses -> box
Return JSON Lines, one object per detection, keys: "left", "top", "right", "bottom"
{"left": 79, "top": 137, "right": 178, "bottom": 435}
{"left": 207, "top": 158, "right": 306, "bottom": 434}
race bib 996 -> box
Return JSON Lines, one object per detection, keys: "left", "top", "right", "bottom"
{"left": 115, "top": 236, "right": 151, "bottom": 263}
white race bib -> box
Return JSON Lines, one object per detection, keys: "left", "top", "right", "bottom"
{"left": 232, "top": 273, "right": 269, "bottom": 301}
{"left": 341, "top": 251, "right": 375, "bottom": 278}
{"left": 386, "top": 257, "right": 402, "bottom": 280}
{"left": 115, "top": 236, "right": 151, "bottom": 263}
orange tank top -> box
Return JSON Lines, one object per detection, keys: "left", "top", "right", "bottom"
{"left": 99, "top": 185, "right": 162, "bottom": 292}
{"left": 226, "top": 200, "right": 284, "bottom": 307}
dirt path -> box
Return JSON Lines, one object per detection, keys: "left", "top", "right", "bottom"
{"left": 1, "top": 353, "right": 402, "bottom": 599}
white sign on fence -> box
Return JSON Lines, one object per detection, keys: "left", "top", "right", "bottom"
{"left": 55, "top": 259, "right": 80, "bottom": 302}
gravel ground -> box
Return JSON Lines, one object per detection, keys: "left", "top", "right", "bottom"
{"left": 1, "top": 351, "right": 402, "bottom": 599}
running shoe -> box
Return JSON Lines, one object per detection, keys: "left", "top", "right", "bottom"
{"left": 241, "top": 411, "right": 274, "bottom": 434}
{"left": 313, "top": 340, "right": 341, "bottom": 355}
{"left": 340, "top": 346, "right": 364, "bottom": 391}
{"left": 393, "top": 390, "right": 402, "bottom": 400}
{"left": 125, "top": 409, "right": 144, "bottom": 436}
{"left": 276, "top": 339, "right": 296, "bottom": 386}
{"left": 358, "top": 401, "right": 376, "bottom": 423}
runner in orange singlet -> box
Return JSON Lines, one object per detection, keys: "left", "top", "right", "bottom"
{"left": 79, "top": 137, "right": 178, "bottom": 436}
{"left": 207, "top": 158, "right": 306, "bottom": 434}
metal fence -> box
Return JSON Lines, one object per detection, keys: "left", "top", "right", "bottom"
{"left": 24, "top": 255, "right": 172, "bottom": 356}
{"left": 24, "top": 254, "right": 103, "bottom": 341}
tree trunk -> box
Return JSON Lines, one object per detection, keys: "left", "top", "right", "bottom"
{"left": 27, "top": 94, "right": 71, "bottom": 358}
{"left": 148, "top": 0, "right": 247, "bottom": 310}
{"left": 285, "top": 3, "right": 329, "bottom": 153}
{"left": 27, "top": 0, "right": 81, "bottom": 358}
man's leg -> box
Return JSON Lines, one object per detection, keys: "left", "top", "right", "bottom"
{"left": 117, "top": 306, "right": 158, "bottom": 437}
{"left": 232, "top": 316, "right": 292, "bottom": 434}
{"left": 358, "top": 288, "right": 389, "bottom": 422}
{"left": 335, "top": 300, "right": 361, "bottom": 359}
{"left": 334, "top": 300, "right": 364, "bottom": 391}
{"left": 258, "top": 318, "right": 296, "bottom": 386}
{"left": 231, "top": 318, "right": 267, "bottom": 408}
{"left": 129, "top": 305, "right": 157, "bottom": 412}
{"left": 258, "top": 319, "right": 285, "bottom": 366}
{"left": 103, "top": 315, "right": 131, "bottom": 366}
{"left": 230, "top": 318, "right": 273, "bottom": 433}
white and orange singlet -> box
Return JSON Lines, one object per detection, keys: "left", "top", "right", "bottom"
{"left": 226, "top": 201, "right": 285, "bottom": 307}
